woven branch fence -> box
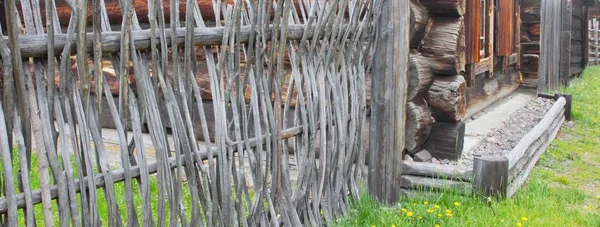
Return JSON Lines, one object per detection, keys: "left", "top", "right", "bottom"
{"left": 0, "top": 0, "right": 388, "bottom": 225}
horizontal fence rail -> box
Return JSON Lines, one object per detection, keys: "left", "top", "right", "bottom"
{"left": 0, "top": 0, "right": 380, "bottom": 225}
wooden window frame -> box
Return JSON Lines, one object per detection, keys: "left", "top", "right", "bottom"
{"left": 466, "top": 0, "right": 495, "bottom": 85}
{"left": 467, "top": 0, "right": 493, "bottom": 62}
{"left": 480, "top": 0, "right": 487, "bottom": 57}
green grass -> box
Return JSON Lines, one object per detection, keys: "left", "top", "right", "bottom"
{"left": 0, "top": 148, "right": 194, "bottom": 226}
{"left": 334, "top": 67, "right": 600, "bottom": 227}
{"left": 2, "top": 148, "right": 257, "bottom": 226}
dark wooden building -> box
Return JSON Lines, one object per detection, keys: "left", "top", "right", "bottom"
{"left": 537, "top": 0, "right": 599, "bottom": 91}
{"left": 406, "top": 0, "right": 600, "bottom": 161}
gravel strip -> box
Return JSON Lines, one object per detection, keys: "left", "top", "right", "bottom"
{"left": 456, "top": 97, "right": 556, "bottom": 168}
{"left": 423, "top": 97, "right": 556, "bottom": 169}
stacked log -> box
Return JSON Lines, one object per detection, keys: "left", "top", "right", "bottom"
{"left": 420, "top": 17, "right": 466, "bottom": 75}
{"left": 407, "top": 53, "right": 434, "bottom": 101}
{"left": 405, "top": 0, "right": 468, "bottom": 159}
{"left": 405, "top": 99, "right": 434, "bottom": 152}
{"left": 419, "top": 0, "right": 466, "bottom": 124}
{"left": 410, "top": 1, "right": 432, "bottom": 50}
{"left": 426, "top": 75, "right": 466, "bottom": 122}
{"left": 404, "top": 1, "right": 435, "bottom": 155}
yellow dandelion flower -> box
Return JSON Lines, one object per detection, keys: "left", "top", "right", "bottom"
{"left": 435, "top": 224, "right": 440, "bottom": 227}
{"left": 445, "top": 209, "right": 452, "bottom": 214}
{"left": 437, "top": 213, "right": 442, "bottom": 218}
{"left": 454, "top": 202, "right": 461, "bottom": 207}
{"left": 418, "top": 216, "right": 423, "bottom": 220}
{"left": 434, "top": 204, "right": 440, "bottom": 209}
{"left": 427, "top": 209, "right": 434, "bottom": 213}
{"left": 521, "top": 217, "right": 528, "bottom": 222}
{"left": 424, "top": 201, "right": 429, "bottom": 205}
{"left": 392, "top": 225, "right": 396, "bottom": 227}
{"left": 407, "top": 211, "right": 414, "bottom": 217}
{"left": 446, "top": 213, "right": 453, "bottom": 217}
{"left": 517, "top": 223, "right": 523, "bottom": 227}
{"left": 401, "top": 208, "right": 407, "bottom": 213}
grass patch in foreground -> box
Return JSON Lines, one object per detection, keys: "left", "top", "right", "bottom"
{"left": 334, "top": 67, "right": 600, "bottom": 226}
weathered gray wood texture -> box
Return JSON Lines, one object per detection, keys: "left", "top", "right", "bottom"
{"left": 368, "top": 0, "right": 410, "bottom": 205}
{"left": 0, "top": 0, "right": 380, "bottom": 224}
{"left": 505, "top": 97, "right": 566, "bottom": 198}
{"left": 539, "top": 0, "right": 589, "bottom": 91}
{"left": 473, "top": 155, "right": 509, "bottom": 199}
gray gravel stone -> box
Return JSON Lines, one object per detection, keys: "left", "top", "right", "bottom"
{"left": 454, "top": 97, "right": 556, "bottom": 169}
{"left": 413, "top": 149, "right": 433, "bottom": 162}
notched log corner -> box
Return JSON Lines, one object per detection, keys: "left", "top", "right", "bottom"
{"left": 426, "top": 75, "right": 466, "bottom": 122}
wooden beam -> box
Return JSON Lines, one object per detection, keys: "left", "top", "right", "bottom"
{"left": 368, "top": 0, "right": 409, "bottom": 204}
{"left": 0, "top": 0, "right": 305, "bottom": 27}
{"left": 9, "top": 24, "right": 336, "bottom": 58}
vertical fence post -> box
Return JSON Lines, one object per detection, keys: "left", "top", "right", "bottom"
{"left": 368, "top": 0, "right": 410, "bottom": 204}
{"left": 473, "top": 156, "right": 509, "bottom": 200}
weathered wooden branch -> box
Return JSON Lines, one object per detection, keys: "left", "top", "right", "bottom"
{"left": 508, "top": 110, "right": 564, "bottom": 182}
{"left": 0, "top": 122, "right": 307, "bottom": 213}
{"left": 10, "top": 24, "right": 348, "bottom": 58}
{"left": 402, "top": 160, "right": 472, "bottom": 181}
{"left": 400, "top": 175, "right": 471, "bottom": 194}
{"left": 508, "top": 115, "right": 565, "bottom": 198}
{"left": 0, "top": 0, "right": 304, "bottom": 26}
{"left": 504, "top": 97, "right": 566, "bottom": 168}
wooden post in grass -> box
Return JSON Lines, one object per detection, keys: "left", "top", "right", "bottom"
{"left": 555, "top": 94, "right": 573, "bottom": 121}
{"left": 368, "top": 0, "right": 410, "bottom": 204}
{"left": 473, "top": 155, "right": 509, "bottom": 199}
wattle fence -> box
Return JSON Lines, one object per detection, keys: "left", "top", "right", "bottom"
{"left": 0, "top": 0, "right": 409, "bottom": 225}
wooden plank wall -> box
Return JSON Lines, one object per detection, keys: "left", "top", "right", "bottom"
{"left": 520, "top": 0, "right": 541, "bottom": 82}
{"left": 539, "top": 0, "right": 589, "bottom": 91}
{"left": 571, "top": 0, "right": 586, "bottom": 76}
{"left": 558, "top": 0, "right": 574, "bottom": 86}
{"left": 539, "top": 0, "right": 570, "bottom": 92}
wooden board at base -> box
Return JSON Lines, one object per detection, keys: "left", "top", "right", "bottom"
{"left": 463, "top": 67, "right": 521, "bottom": 120}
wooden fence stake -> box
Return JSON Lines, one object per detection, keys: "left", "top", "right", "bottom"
{"left": 555, "top": 94, "right": 573, "bottom": 121}
{"left": 473, "top": 155, "right": 509, "bottom": 200}
{"left": 368, "top": 0, "right": 410, "bottom": 204}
